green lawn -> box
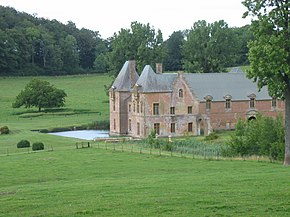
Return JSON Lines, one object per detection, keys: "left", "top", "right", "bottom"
{"left": 0, "top": 148, "right": 289, "bottom": 216}
{"left": 1, "top": 75, "right": 290, "bottom": 216}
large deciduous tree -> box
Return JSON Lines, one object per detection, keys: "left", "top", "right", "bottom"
{"left": 12, "top": 79, "right": 67, "bottom": 112}
{"left": 242, "top": 0, "right": 290, "bottom": 165}
{"left": 182, "top": 20, "right": 237, "bottom": 73}
{"left": 108, "top": 21, "right": 165, "bottom": 75}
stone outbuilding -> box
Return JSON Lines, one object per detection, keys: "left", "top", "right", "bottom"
{"left": 109, "top": 60, "right": 284, "bottom": 138}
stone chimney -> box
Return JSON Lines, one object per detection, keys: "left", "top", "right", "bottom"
{"left": 129, "top": 60, "right": 136, "bottom": 87}
{"left": 156, "top": 63, "right": 163, "bottom": 74}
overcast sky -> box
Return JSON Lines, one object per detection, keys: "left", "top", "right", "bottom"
{"left": 1, "top": 0, "right": 251, "bottom": 39}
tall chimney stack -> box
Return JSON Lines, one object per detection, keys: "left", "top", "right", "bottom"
{"left": 156, "top": 63, "right": 163, "bottom": 74}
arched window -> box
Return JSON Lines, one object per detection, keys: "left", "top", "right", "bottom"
{"left": 179, "top": 89, "right": 183, "bottom": 98}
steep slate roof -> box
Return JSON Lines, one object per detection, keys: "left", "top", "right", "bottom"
{"left": 134, "top": 65, "right": 271, "bottom": 101}
{"left": 112, "top": 61, "right": 139, "bottom": 91}
{"left": 183, "top": 73, "right": 270, "bottom": 101}
{"left": 136, "top": 65, "right": 176, "bottom": 92}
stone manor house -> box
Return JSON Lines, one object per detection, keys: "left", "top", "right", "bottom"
{"left": 109, "top": 60, "right": 284, "bottom": 138}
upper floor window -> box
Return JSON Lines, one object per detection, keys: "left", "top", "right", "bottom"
{"left": 133, "top": 103, "right": 136, "bottom": 112}
{"left": 248, "top": 93, "right": 256, "bottom": 109}
{"left": 224, "top": 95, "right": 232, "bottom": 110}
{"left": 249, "top": 98, "right": 255, "bottom": 108}
{"left": 206, "top": 99, "right": 211, "bottom": 110}
{"left": 153, "top": 103, "right": 159, "bottom": 115}
{"left": 137, "top": 103, "right": 140, "bottom": 113}
{"left": 179, "top": 89, "right": 183, "bottom": 98}
{"left": 170, "top": 107, "right": 175, "bottom": 115}
{"left": 113, "top": 101, "right": 116, "bottom": 111}
{"left": 272, "top": 97, "right": 277, "bottom": 108}
{"left": 188, "top": 106, "right": 193, "bottom": 114}
{"left": 128, "top": 104, "right": 131, "bottom": 112}
{"left": 225, "top": 99, "right": 231, "bottom": 109}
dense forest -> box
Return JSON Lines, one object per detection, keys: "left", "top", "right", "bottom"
{"left": 0, "top": 6, "right": 253, "bottom": 76}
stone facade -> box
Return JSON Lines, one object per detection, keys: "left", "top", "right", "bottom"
{"left": 110, "top": 61, "right": 285, "bottom": 138}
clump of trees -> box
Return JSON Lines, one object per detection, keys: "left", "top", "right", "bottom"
{"left": 12, "top": 79, "right": 67, "bottom": 112}
{"left": 0, "top": 6, "right": 252, "bottom": 76}
{"left": 226, "top": 115, "right": 284, "bottom": 161}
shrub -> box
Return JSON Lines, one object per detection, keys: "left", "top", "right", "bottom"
{"left": 32, "top": 142, "right": 44, "bottom": 151}
{"left": 17, "top": 140, "right": 30, "bottom": 148}
{"left": 204, "top": 132, "right": 218, "bottom": 141}
{"left": 227, "top": 114, "right": 285, "bottom": 160}
{"left": 0, "top": 126, "right": 9, "bottom": 134}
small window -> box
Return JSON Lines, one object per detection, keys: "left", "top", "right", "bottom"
{"left": 250, "top": 98, "right": 255, "bottom": 108}
{"left": 188, "top": 122, "right": 193, "bottom": 132}
{"left": 179, "top": 89, "right": 183, "bottom": 98}
{"left": 188, "top": 106, "right": 192, "bottom": 114}
{"left": 154, "top": 123, "right": 160, "bottom": 135}
{"left": 133, "top": 103, "right": 136, "bottom": 112}
{"left": 128, "top": 104, "right": 131, "bottom": 112}
{"left": 171, "top": 123, "right": 175, "bottom": 133}
{"left": 206, "top": 99, "right": 211, "bottom": 110}
{"left": 170, "top": 107, "right": 175, "bottom": 115}
{"left": 140, "top": 102, "right": 143, "bottom": 113}
{"left": 137, "top": 122, "right": 140, "bottom": 135}
{"left": 153, "top": 103, "right": 159, "bottom": 115}
{"left": 113, "top": 119, "right": 116, "bottom": 130}
{"left": 137, "top": 103, "right": 140, "bottom": 113}
{"left": 225, "top": 99, "right": 231, "bottom": 109}
{"left": 272, "top": 97, "right": 277, "bottom": 108}
{"left": 113, "top": 101, "right": 115, "bottom": 111}
{"left": 128, "top": 119, "right": 131, "bottom": 131}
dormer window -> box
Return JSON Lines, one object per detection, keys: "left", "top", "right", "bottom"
{"left": 204, "top": 95, "right": 213, "bottom": 111}
{"left": 224, "top": 95, "right": 232, "bottom": 110}
{"left": 248, "top": 93, "right": 256, "bottom": 109}
{"left": 179, "top": 89, "right": 183, "bottom": 98}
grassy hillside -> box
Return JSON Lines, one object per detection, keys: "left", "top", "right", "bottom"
{"left": 0, "top": 74, "right": 112, "bottom": 149}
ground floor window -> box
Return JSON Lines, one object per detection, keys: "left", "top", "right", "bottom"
{"left": 137, "top": 122, "right": 140, "bottom": 135}
{"left": 272, "top": 97, "right": 277, "bottom": 108}
{"left": 188, "top": 122, "right": 193, "bottom": 132}
{"left": 171, "top": 123, "right": 175, "bottom": 133}
{"left": 128, "top": 119, "right": 131, "bottom": 131}
{"left": 154, "top": 123, "right": 160, "bottom": 135}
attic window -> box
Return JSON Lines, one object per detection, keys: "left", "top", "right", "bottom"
{"left": 249, "top": 98, "right": 255, "bottom": 108}
{"left": 204, "top": 95, "right": 213, "bottom": 111}
{"left": 206, "top": 99, "right": 211, "bottom": 110}
{"left": 224, "top": 95, "right": 232, "bottom": 110}
{"left": 179, "top": 89, "right": 183, "bottom": 98}
{"left": 248, "top": 93, "right": 256, "bottom": 109}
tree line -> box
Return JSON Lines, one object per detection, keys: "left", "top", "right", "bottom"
{"left": 0, "top": 6, "right": 252, "bottom": 76}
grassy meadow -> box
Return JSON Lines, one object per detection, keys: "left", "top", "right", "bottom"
{"left": 1, "top": 75, "right": 290, "bottom": 216}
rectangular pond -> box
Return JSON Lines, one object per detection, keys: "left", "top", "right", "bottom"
{"left": 48, "top": 130, "right": 109, "bottom": 140}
